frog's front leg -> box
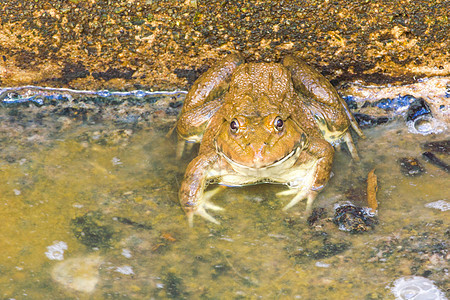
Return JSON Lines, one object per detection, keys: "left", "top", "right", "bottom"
{"left": 282, "top": 137, "right": 334, "bottom": 213}
{"left": 179, "top": 151, "right": 224, "bottom": 227}
{"left": 176, "top": 98, "right": 222, "bottom": 158}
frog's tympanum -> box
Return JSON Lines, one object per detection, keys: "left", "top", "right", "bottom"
{"left": 175, "top": 54, "right": 364, "bottom": 226}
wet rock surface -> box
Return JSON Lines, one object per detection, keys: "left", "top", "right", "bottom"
{"left": 0, "top": 0, "right": 449, "bottom": 90}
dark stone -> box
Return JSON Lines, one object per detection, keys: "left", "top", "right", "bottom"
{"left": 398, "top": 157, "right": 425, "bottom": 176}
{"left": 353, "top": 113, "right": 389, "bottom": 128}
{"left": 422, "top": 152, "right": 449, "bottom": 173}
{"left": 406, "top": 98, "right": 431, "bottom": 122}
{"left": 307, "top": 207, "right": 327, "bottom": 227}
{"left": 333, "top": 204, "right": 377, "bottom": 233}
{"left": 422, "top": 140, "right": 450, "bottom": 154}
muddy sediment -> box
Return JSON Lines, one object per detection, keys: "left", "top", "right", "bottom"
{"left": 0, "top": 0, "right": 449, "bottom": 90}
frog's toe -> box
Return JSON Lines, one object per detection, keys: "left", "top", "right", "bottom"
{"left": 282, "top": 190, "right": 318, "bottom": 212}
{"left": 276, "top": 189, "right": 297, "bottom": 197}
{"left": 203, "top": 186, "right": 226, "bottom": 203}
{"left": 282, "top": 190, "right": 307, "bottom": 211}
{"left": 188, "top": 206, "right": 220, "bottom": 227}
{"left": 343, "top": 131, "right": 360, "bottom": 161}
{"left": 204, "top": 201, "right": 224, "bottom": 211}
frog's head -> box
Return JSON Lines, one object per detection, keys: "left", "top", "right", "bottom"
{"left": 214, "top": 94, "right": 308, "bottom": 170}
{"left": 214, "top": 62, "right": 309, "bottom": 170}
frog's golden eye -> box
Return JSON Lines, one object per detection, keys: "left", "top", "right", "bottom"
{"left": 230, "top": 118, "right": 239, "bottom": 133}
{"left": 274, "top": 116, "right": 284, "bottom": 131}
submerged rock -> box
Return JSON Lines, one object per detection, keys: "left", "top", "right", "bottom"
{"left": 51, "top": 255, "right": 103, "bottom": 293}
{"left": 398, "top": 157, "right": 426, "bottom": 176}
{"left": 353, "top": 113, "right": 390, "bottom": 128}
{"left": 71, "top": 212, "right": 116, "bottom": 250}
{"left": 404, "top": 98, "right": 445, "bottom": 135}
{"left": 406, "top": 98, "right": 432, "bottom": 123}
{"left": 333, "top": 203, "right": 377, "bottom": 233}
{"left": 307, "top": 207, "right": 327, "bottom": 227}
{"left": 422, "top": 152, "right": 450, "bottom": 173}
{"left": 422, "top": 140, "right": 450, "bottom": 154}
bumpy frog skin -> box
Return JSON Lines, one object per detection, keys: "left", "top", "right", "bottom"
{"left": 175, "top": 54, "right": 364, "bottom": 226}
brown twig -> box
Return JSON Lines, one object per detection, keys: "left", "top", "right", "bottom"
{"left": 367, "top": 168, "right": 378, "bottom": 214}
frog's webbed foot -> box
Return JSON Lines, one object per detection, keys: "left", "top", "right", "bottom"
{"left": 279, "top": 189, "right": 318, "bottom": 214}
{"left": 343, "top": 131, "right": 360, "bottom": 161}
{"left": 276, "top": 189, "right": 297, "bottom": 197}
{"left": 185, "top": 186, "right": 225, "bottom": 227}
{"left": 187, "top": 199, "right": 224, "bottom": 227}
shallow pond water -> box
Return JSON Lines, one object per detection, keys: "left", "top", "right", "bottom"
{"left": 0, "top": 86, "right": 448, "bottom": 299}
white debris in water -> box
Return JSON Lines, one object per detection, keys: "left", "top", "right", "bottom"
{"left": 390, "top": 276, "right": 447, "bottom": 300}
{"left": 51, "top": 255, "right": 103, "bottom": 293}
{"left": 45, "top": 241, "right": 68, "bottom": 261}
{"left": 115, "top": 265, "right": 134, "bottom": 275}
{"left": 315, "top": 262, "right": 330, "bottom": 268}
{"left": 121, "top": 248, "right": 132, "bottom": 258}
{"left": 406, "top": 116, "right": 447, "bottom": 135}
{"left": 425, "top": 200, "right": 449, "bottom": 212}
{"left": 112, "top": 157, "right": 122, "bottom": 165}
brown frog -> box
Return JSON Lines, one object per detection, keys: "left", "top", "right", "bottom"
{"left": 175, "top": 54, "right": 364, "bottom": 226}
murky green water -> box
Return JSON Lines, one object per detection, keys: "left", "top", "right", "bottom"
{"left": 0, "top": 94, "right": 448, "bottom": 299}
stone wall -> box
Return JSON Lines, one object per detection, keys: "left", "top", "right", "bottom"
{"left": 1, "top": 0, "right": 449, "bottom": 90}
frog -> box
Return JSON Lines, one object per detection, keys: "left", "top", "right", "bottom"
{"left": 174, "top": 53, "right": 364, "bottom": 226}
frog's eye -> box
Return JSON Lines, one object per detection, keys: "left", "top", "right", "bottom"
{"left": 274, "top": 116, "right": 284, "bottom": 131}
{"left": 230, "top": 118, "right": 240, "bottom": 133}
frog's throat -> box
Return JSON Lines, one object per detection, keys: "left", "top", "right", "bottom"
{"left": 219, "top": 145, "right": 301, "bottom": 172}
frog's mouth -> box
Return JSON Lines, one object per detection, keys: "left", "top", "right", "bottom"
{"left": 218, "top": 146, "right": 301, "bottom": 174}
